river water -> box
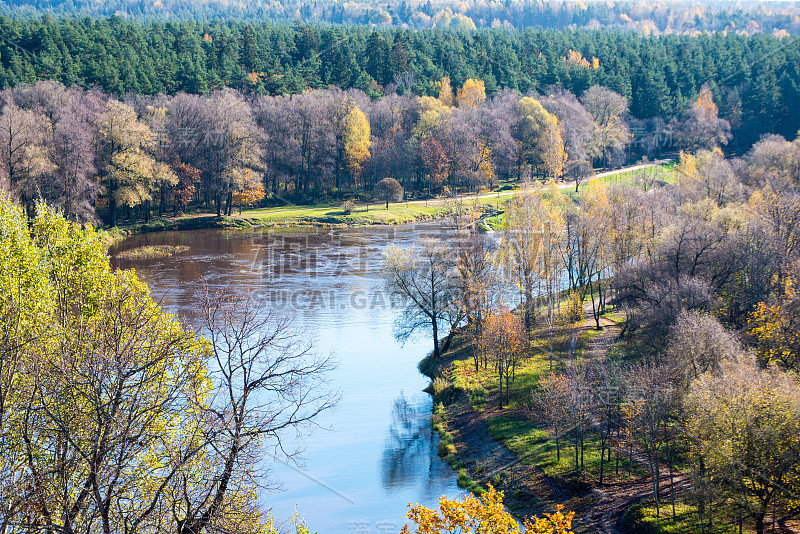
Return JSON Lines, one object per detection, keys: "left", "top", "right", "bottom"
{"left": 110, "top": 222, "right": 463, "bottom": 533}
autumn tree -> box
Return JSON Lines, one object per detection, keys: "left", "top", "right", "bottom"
{"left": 401, "top": 485, "right": 575, "bottom": 534}
{"left": 232, "top": 178, "right": 266, "bottom": 214}
{"left": 499, "top": 185, "right": 566, "bottom": 329}
{"left": 206, "top": 90, "right": 263, "bottom": 216}
{"left": 455, "top": 78, "right": 486, "bottom": 109}
{"left": 420, "top": 136, "right": 449, "bottom": 193}
{"left": 0, "top": 200, "right": 335, "bottom": 533}
{"left": 0, "top": 102, "right": 54, "bottom": 211}
{"left": 581, "top": 86, "right": 630, "bottom": 167}
{"left": 575, "top": 178, "right": 614, "bottom": 328}
{"left": 543, "top": 117, "right": 568, "bottom": 179}
{"left": 542, "top": 89, "right": 595, "bottom": 175}
{"left": 374, "top": 176, "right": 404, "bottom": 208}
{"left": 95, "top": 99, "right": 159, "bottom": 226}
{"left": 479, "top": 308, "right": 527, "bottom": 408}
{"left": 341, "top": 101, "right": 371, "bottom": 193}
{"left": 747, "top": 270, "right": 800, "bottom": 372}
{"left": 172, "top": 160, "right": 202, "bottom": 215}
{"left": 453, "top": 229, "right": 501, "bottom": 372}
{"left": 513, "top": 96, "right": 557, "bottom": 177}
{"left": 684, "top": 356, "right": 800, "bottom": 534}
{"left": 673, "top": 85, "right": 732, "bottom": 151}
{"left": 435, "top": 76, "right": 454, "bottom": 107}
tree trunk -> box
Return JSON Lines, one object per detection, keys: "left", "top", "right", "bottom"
{"left": 599, "top": 435, "right": 605, "bottom": 486}
{"left": 649, "top": 450, "right": 660, "bottom": 518}
{"left": 431, "top": 319, "right": 440, "bottom": 359}
{"left": 755, "top": 513, "right": 765, "bottom": 534}
{"left": 441, "top": 329, "right": 456, "bottom": 354}
{"left": 589, "top": 273, "right": 600, "bottom": 329}
{"left": 108, "top": 177, "right": 117, "bottom": 226}
{"left": 555, "top": 430, "right": 560, "bottom": 462}
{"left": 225, "top": 190, "right": 233, "bottom": 216}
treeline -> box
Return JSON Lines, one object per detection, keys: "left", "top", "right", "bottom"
{"left": 385, "top": 132, "right": 800, "bottom": 533}
{"left": 0, "top": 78, "right": 736, "bottom": 225}
{"left": 3, "top": 0, "right": 800, "bottom": 35}
{"left": 0, "top": 17, "right": 798, "bottom": 143}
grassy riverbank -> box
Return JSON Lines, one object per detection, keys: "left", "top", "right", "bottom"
{"left": 100, "top": 161, "right": 675, "bottom": 246}
{"left": 418, "top": 304, "right": 653, "bottom": 532}
{"left": 100, "top": 200, "right": 469, "bottom": 246}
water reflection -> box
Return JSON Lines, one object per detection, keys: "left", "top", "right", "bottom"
{"left": 381, "top": 393, "right": 456, "bottom": 501}
{"left": 111, "top": 224, "right": 463, "bottom": 532}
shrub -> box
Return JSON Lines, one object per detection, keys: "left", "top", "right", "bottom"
{"left": 432, "top": 377, "right": 449, "bottom": 395}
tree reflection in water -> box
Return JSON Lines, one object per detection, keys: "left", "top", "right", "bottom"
{"left": 381, "top": 393, "right": 451, "bottom": 496}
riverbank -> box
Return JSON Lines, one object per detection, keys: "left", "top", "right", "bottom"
{"left": 418, "top": 308, "right": 670, "bottom": 533}
{"left": 99, "top": 160, "right": 676, "bottom": 246}
{"left": 99, "top": 201, "right": 468, "bottom": 246}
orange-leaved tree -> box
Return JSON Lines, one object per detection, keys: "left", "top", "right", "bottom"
{"left": 479, "top": 309, "right": 527, "bottom": 408}
{"left": 401, "top": 485, "right": 574, "bottom": 534}
{"left": 232, "top": 180, "right": 266, "bottom": 214}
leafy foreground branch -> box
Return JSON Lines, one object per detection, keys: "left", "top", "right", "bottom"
{"left": 0, "top": 198, "right": 336, "bottom": 534}
{"left": 401, "top": 485, "right": 574, "bottom": 534}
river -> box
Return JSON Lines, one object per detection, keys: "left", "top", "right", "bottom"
{"left": 110, "top": 222, "right": 463, "bottom": 533}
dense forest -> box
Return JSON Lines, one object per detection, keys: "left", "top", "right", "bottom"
{"left": 0, "top": 18, "right": 798, "bottom": 144}
{"left": 0, "top": 77, "right": 747, "bottom": 225}
{"left": 2, "top": 0, "right": 800, "bottom": 34}
{"left": 0, "top": 18, "right": 798, "bottom": 226}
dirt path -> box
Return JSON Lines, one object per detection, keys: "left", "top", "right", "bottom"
{"left": 565, "top": 307, "right": 698, "bottom": 533}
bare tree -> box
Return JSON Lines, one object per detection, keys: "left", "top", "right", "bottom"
{"left": 383, "top": 239, "right": 462, "bottom": 359}
{"left": 623, "top": 361, "right": 678, "bottom": 518}
{"left": 176, "top": 291, "right": 338, "bottom": 534}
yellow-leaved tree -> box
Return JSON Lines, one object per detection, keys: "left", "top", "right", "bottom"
{"left": 401, "top": 485, "right": 575, "bottom": 534}
{"left": 543, "top": 116, "right": 568, "bottom": 179}
{"left": 0, "top": 198, "right": 335, "bottom": 533}
{"left": 748, "top": 271, "right": 800, "bottom": 372}
{"left": 435, "top": 76, "right": 454, "bottom": 107}
{"left": 341, "top": 101, "right": 371, "bottom": 193}
{"left": 232, "top": 176, "right": 266, "bottom": 214}
{"left": 96, "top": 99, "right": 162, "bottom": 226}
{"left": 456, "top": 78, "right": 486, "bottom": 109}
{"left": 513, "top": 96, "right": 564, "bottom": 178}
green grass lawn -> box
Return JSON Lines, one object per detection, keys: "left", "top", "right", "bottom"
{"left": 579, "top": 161, "right": 677, "bottom": 193}
{"left": 231, "top": 201, "right": 452, "bottom": 226}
